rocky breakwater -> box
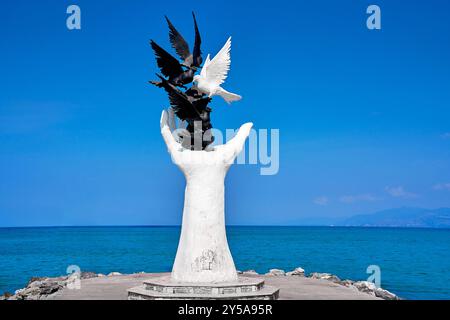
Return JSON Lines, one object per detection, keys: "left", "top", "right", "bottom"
{"left": 308, "top": 272, "right": 400, "bottom": 300}
{"left": 258, "top": 267, "right": 400, "bottom": 300}
{"left": 0, "top": 272, "right": 115, "bottom": 300}
{"left": 241, "top": 267, "right": 401, "bottom": 300}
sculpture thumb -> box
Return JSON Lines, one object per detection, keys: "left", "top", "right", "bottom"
{"left": 160, "top": 110, "right": 179, "bottom": 153}
{"left": 231, "top": 122, "right": 253, "bottom": 153}
{"left": 160, "top": 110, "right": 168, "bottom": 130}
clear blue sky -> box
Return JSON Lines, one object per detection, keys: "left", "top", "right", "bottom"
{"left": 1, "top": 0, "right": 449, "bottom": 226}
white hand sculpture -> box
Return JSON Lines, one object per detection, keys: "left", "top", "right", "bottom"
{"left": 160, "top": 108, "right": 253, "bottom": 283}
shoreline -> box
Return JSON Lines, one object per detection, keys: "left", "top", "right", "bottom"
{"left": 1, "top": 267, "right": 400, "bottom": 300}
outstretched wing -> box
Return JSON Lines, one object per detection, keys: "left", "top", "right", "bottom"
{"left": 192, "top": 12, "right": 202, "bottom": 67}
{"left": 200, "top": 54, "right": 210, "bottom": 77}
{"left": 203, "top": 37, "right": 232, "bottom": 87}
{"left": 165, "top": 16, "right": 191, "bottom": 61}
{"left": 150, "top": 40, "right": 183, "bottom": 79}
{"left": 156, "top": 74, "right": 199, "bottom": 120}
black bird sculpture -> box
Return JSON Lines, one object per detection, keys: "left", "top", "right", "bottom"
{"left": 150, "top": 41, "right": 187, "bottom": 87}
{"left": 155, "top": 74, "right": 214, "bottom": 150}
{"left": 150, "top": 13, "right": 214, "bottom": 150}
{"left": 166, "top": 12, "right": 202, "bottom": 70}
{"left": 150, "top": 12, "right": 202, "bottom": 88}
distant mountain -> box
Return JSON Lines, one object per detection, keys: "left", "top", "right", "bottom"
{"left": 340, "top": 207, "right": 450, "bottom": 228}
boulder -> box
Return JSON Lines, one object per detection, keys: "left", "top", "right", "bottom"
{"left": 39, "top": 281, "right": 62, "bottom": 295}
{"left": 65, "top": 273, "right": 81, "bottom": 289}
{"left": 353, "top": 281, "right": 377, "bottom": 295}
{"left": 8, "top": 275, "right": 70, "bottom": 300}
{"left": 0, "top": 292, "right": 13, "bottom": 300}
{"left": 375, "top": 287, "right": 400, "bottom": 300}
{"left": 340, "top": 279, "right": 355, "bottom": 287}
{"left": 80, "top": 272, "right": 98, "bottom": 280}
{"left": 309, "top": 272, "right": 341, "bottom": 283}
{"left": 27, "top": 277, "right": 46, "bottom": 286}
{"left": 352, "top": 281, "right": 400, "bottom": 300}
{"left": 107, "top": 272, "right": 122, "bottom": 276}
{"left": 265, "top": 269, "right": 286, "bottom": 276}
{"left": 286, "top": 267, "right": 305, "bottom": 277}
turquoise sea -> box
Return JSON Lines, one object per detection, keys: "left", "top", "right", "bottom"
{"left": 0, "top": 226, "right": 449, "bottom": 299}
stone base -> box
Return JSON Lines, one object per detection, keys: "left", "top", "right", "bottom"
{"left": 127, "top": 275, "right": 279, "bottom": 300}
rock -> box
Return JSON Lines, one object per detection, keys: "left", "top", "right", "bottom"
{"left": 236, "top": 270, "right": 243, "bottom": 274}
{"left": 8, "top": 275, "right": 69, "bottom": 300}
{"left": 309, "top": 272, "right": 341, "bottom": 283}
{"left": 80, "top": 272, "right": 98, "bottom": 280}
{"left": 97, "top": 273, "right": 106, "bottom": 277}
{"left": 375, "top": 287, "right": 400, "bottom": 300}
{"left": 65, "top": 273, "right": 81, "bottom": 289}
{"left": 286, "top": 267, "right": 305, "bottom": 277}
{"left": 27, "top": 277, "right": 46, "bottom": 286}
{"left": 107, "top": 272, "right": 122, "bottom": 276}
{"left": 1, "top": 292, "right": 13, "bottom": 300}
{"left": 353, "top": 281, "right": 377, "bottom": 295}
{"left": 39, "top": 281, "right": 62, "bottom": 295}
{"left": 265, "top": 269, "right": 286, "bottom": 276}
{"left": 352, "top": 281, "right": 400, "bottom": 300}
{"left": 242, "top": 270, "right": 259, "bottom": 275}
{"left": 305, "top": 274, "right": 400, "bottom": 300}
{"left": 340, "top": 279, "right": 355, "bottom": 287}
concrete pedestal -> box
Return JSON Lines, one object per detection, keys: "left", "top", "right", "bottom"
{"left": 127, "top": 275, "right": 279, "bottom": 300}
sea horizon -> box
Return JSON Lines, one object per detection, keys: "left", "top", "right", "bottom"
{"left": 1, "top": 225, "right": 450, "bottom": 230}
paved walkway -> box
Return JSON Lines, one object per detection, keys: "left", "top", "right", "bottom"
{"left": 50, "top": 273, "right": 379, "bottom": 300}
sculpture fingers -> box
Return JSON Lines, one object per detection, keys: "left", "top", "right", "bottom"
{"left": 168, "top": 107, "right": 177, "bottom": 132}
{"left": 179, "top": 119, "right": 187, "bottom": 129}
{"left": 229, "top": 122, "right": 253, "bottom": 153}
{"left": 160, "top": 109, "right": 169, "bottom": 130}
{"left": 220, "top": 122, "right": 253, "bottom": 165}
{"left": 160, "top": 110, "right": 181, "bottom": 153}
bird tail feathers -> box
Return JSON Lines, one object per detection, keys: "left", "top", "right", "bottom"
{"left": 217, "top": 87, "right": 241, "bottom": 104}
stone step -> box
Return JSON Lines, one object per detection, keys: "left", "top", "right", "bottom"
{"left": 127, "top": 284, "right": 279, "bottom": 300}
{"left": 143, "top": 276, "right": 265, "bottom": 295}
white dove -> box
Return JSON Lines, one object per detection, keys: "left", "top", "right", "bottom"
{"left": 193, "top": 37, "right": 242, "bottom": 104}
